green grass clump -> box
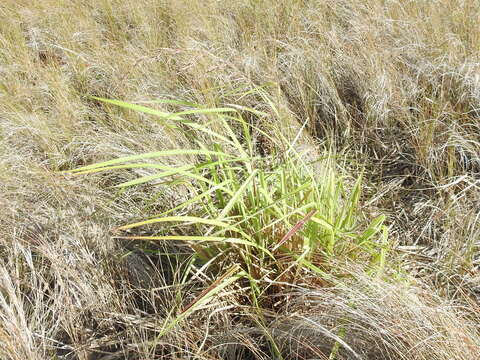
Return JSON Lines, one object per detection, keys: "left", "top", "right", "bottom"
{"left": 68, "top": 97, "right": 389, "bottom": 311}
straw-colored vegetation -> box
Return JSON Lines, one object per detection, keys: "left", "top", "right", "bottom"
{"left": 1, "top": 0, "right": 479, "bottom": 359}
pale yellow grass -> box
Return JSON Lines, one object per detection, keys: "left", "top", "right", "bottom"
{"left": 0, "top": 0, "right": 479, "bottom": 358}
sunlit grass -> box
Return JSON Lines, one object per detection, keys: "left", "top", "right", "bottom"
{"left": 2, "top": 0, "right": 480, "bottom": 357}
{"left": 69, "top": 96, "right": 389, "bottom": 327}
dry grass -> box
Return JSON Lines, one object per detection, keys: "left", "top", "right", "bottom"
{"left": 1, "top": 0, "right": 479, "bottom": 358}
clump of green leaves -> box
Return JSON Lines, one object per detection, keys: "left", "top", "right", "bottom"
{"left": 68, "top": 95, "right": 388, "bottom": 325}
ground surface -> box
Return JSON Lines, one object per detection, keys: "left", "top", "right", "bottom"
{"left": 1, "top": 1, "right": 479, "bottom": 359}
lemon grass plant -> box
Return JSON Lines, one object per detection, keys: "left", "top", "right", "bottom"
{"left": 68, "top": 96, "right": 388, "bottom": 306}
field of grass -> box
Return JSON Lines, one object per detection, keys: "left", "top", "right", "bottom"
{"left": 1, "top": 0, "right": 479, "bottom": 359}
